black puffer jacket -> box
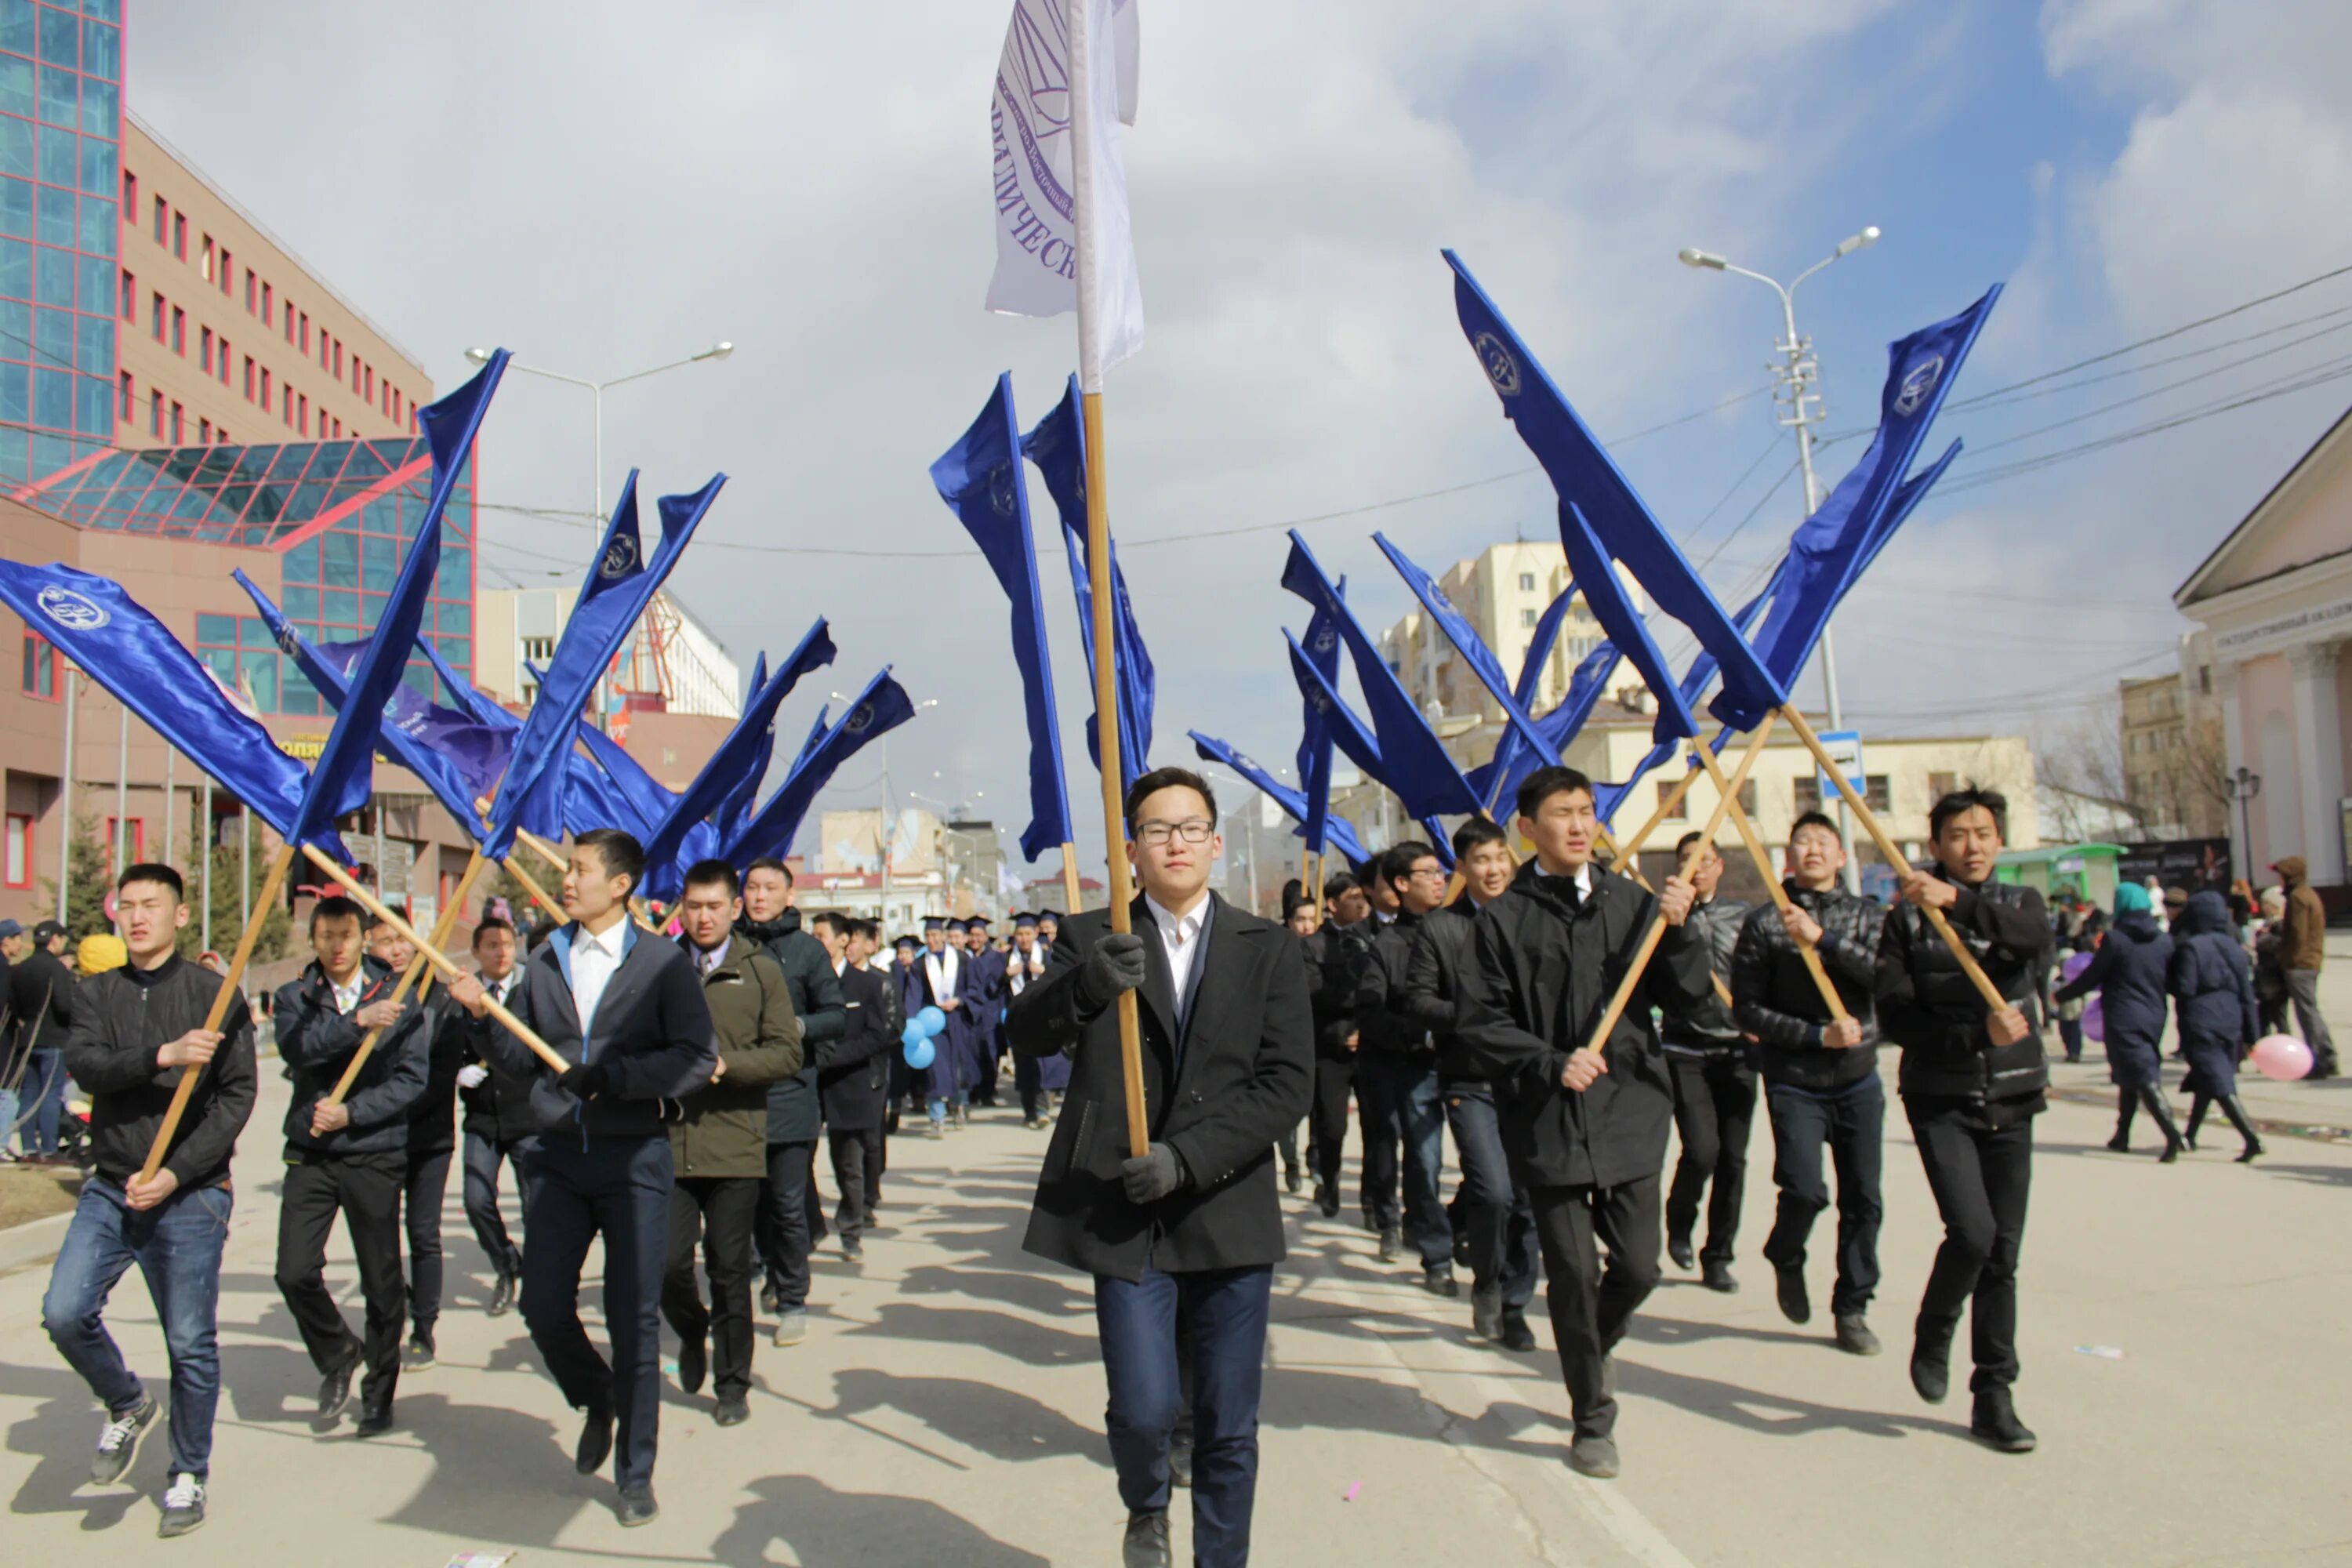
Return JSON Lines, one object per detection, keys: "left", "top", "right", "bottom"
{"left": 1733, "top": 883, "right": 1886, "bottom": 1092}
{"left": 1305, "top": 924, "right": 1367, "bottom": 1060}
{"left": 2168, "top": 891, "right": 2259, "bottom": 1055}
{"left": 1658, "top": 895, "right": 1751, "bottom": 1054}
{"left": 1353, "top": 910, "right": 1436, "bottom": 1060}
{"left": 1877, "top": 870, "right": 2049, "bottom": 1106}
{"left": 65, "top": 955, "right": 255, "bottom": 1192}
{"left": 1455, "top": 862, "right": 1711, "bottom": 1188}
{"left": 1402, "top": 896, "right": 1488, "bottom": 1086}
{"left": 274, "top": 956, "right": 434, "bottom": 1157}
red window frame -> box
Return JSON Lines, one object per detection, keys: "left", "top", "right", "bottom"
{"left": 116, "top": 369, "right": 130, "bottom": 420}
{"left": 217, "top": 246, "right": 232, "bottom": 296}
{"left": 172, "top": 211, "right": 186, "bottom": 260}
{"left": 147, "top": 388, "right": 160, "bottom": 435}
{"left": 104, "top": 818, "right": 145, "bottom": 869}
{"left": 5, "top": 811, "right": 34, "bottom": 889}
{"left": 118, "top": 267, "right": 132, "bottom": 321}
{"left": 21, "top": 630, "right": 57, "bottom": 701}
{"left": 170, "top": 307, "right": 184, "bottom": 355}
{"left": 169, "top": 402, "right": 183, "bottom": 444}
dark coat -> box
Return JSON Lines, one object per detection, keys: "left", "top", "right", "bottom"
{"left": 1008, "top": 893, "right": 1313, "bottom": 1283}
{"left": 913, "top": 943, "right": 971, "bottom": 1101}
{"left": 1657, "top": 895, "right": 1751, "bottom": 1051}
{"left": 455, "top": 970, "right": 540, "bottom": 1143}
{"left": 1454, "top": 861, "right": 1711, "bottom": 1189}
{"left": 274, "top": 956, "right": 434, "bottom": 1157}
{"left": 405, "top": 989, "right": 463, "bottom": 1155}
{"left": 6, "top": 943, "right": 72, "bottom": 1076}
{"left": 1876, "top": 871, "right": 2049, "bottom": 1110}
{"left": 735, "top": 909, "right": 844, "bottom": 1143}
{"left": 2169, "top": 891, "right": 2260, "bottom": 1098}
{"left": 1304, "top": 924, "right": 1367, "bottom": 1061}
{"left": 1002, "top": 942, "right": 1067, "bottom": 1091}
{"left": 1401, "top": 896, "right": 1487, "bottom": 1086}
{"left": 469, "top": 919, "right": 719, "bottom": 1141}
{"left": 65, "top": 955, "right": 256, "bottom": 1192}
{"left": 818, "top": 960, "right": 892, "bottom": 1131}
{"left": 2053, "top": 910, "right": 2171, "bottom": 1090}
{"left": 1354, "top": 909, "right": 1437, "bottom": 1061}
{"left": 2275, "top": 856, "right": 2326, "bottom": 971}
{"left": 670, "top": 938, "right": 802, "bottom": 1179}
{"left": 1732, "top": 882, "right": 1886, "bottom": 1092}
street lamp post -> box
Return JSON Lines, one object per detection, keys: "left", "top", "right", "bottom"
{"left": 2223, "top": 766, "right": 2262, "bottom": 877}
{"left": 466, "top": 342, "right": 735, "bottom": 521}
{"left": 1679, "top": 225, "right": 1880, "bottom": 884}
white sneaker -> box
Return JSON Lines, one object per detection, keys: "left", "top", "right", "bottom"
{"left": 158, "top": 1473, "right": 206, "bottom": 1537}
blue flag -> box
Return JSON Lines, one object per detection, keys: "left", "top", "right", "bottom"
{"left": 639, "top": 620, "right": 834, "bottom": 902}
{"left": 1280, "top": 532, "right": 1480, "bottom": 820}
{"left": 713, "top": 651, "right": 775, "bottom": 853}
{"left": 1474, "top": 586, "right": 1586, "bottom": 812}
{"left": 936, "top": 374, "right": 1073, "bottom": 861}
{"left": 1469, "top": 632, "right": 1623, "bottom": 819}
{"left": 1559, "top": 501, "right": 1700, "bottom": 742}
{"left": 519, "top": 659, "right": 678, "bottom": 843}
{"left": 0, "top": 562, "right": 350, "bottom": 858}
{"left": 1373, "top": 533, "right": 1557, "bottom": 767}
{"left": 1446, "top": 252, "right": 1788, "bottom": 733}
{"left": 488, "top": 469, "right": 723, "bottom": 858}
{"left": 1747, "top": 289, "right": 1998, "bottom": 691}
{"left": 728, "top": 671, "right": 916, "bottom": 865}
{"left": 1285, "top": 630, "right": 1388, "bottom": 791}
{"left": 292, "top": 353, "right": 506, "bottom": 856}
{"left": 1024, "top": 376, "right": 1156, "bottom": 792}
{"left": 1293, "top": 576, "right": 1347, "bottom": 855}
{"left": 1187, "top": 731, "right": 1368, "bottom": 867}
{"left": 1419, "top": 816, "right": 1456, "bottom": 869}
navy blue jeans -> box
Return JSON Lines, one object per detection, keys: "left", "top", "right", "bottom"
{"left": 1094, "top": 1264, "right": 1272, "bottom": 1568}
{"left": 517, "top": 1133, "right": 673, "bottom": 1490}
{"left": 43, "top": 1178, "right": 232, "bottom": 1478}
{"left": 1357, "top": 1053, "right": 1450, "bottom": 1266}
{"left": 1443, "top": 1083, "right": 1537, "bottom": 1307}
{"left": 20, "top": 1047, "right": 65, "bottom": 1156}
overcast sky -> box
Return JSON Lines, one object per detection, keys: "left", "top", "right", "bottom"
{"left": 129, "top": 0, "right": 2352, "bottom": 872}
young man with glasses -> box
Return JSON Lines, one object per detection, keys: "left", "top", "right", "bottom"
{"left": 1353, "top": 841, "right": 1457, "bottom": 1290}
{"left": 1010, "top": 766, "right": 1312, "bottom": 1568}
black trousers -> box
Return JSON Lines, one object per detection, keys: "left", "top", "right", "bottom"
{"left": 660, "top": 1176, "right": 761, "bottom": 1400}
{"left": 275, "top": 1151, "right": 408, "bottom": 1412}
{"left": 461, "top": 1130, "right": 525, "bottom": 1281}
{"left": 403, "top": 1146, "right": 453, "bottom": 1332}
{"left": 1527, "top": 1174, "right": 1662, "bottom": 1439}
{"left": 1907, "top": 1102, "right": 2033, "bottom": 1394}
{"left": 828, "top": 1124, "right": 882, "bottom": 1235}
{"left": 517, "top": 1133, "right": 672, "bottom": 1490}
{"left": 1664, "top": 1053, "right": 1755, "bottom": 1263}
{"left": 1309, "top": 1054, "right": 1356, "bottom": 1198}
{"left": 1762, "top": 1078, "right": 1885, "bottom": 1317}
{"left": 756, "top": 1139, "right": 816, "bottom": 1309}
{"left": 1443, "top": 1083, "right": 1537, "bottom": 1307}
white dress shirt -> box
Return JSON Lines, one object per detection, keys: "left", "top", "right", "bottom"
{"left": 1145, "top": 891, "right": 1210, "bottom": 1007}
{"left": 569, "top": 918, "right": 630, "bottom": 1045}
{"left": 328, "top": 969, "right": 364, "bottom": 1017}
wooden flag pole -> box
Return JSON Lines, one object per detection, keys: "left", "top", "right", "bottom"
{"left": 325, "top": 850, "right": 488, "bottom": 1105}
{"left": 1777, "top": 705, "right": 2009, "bottom": 1011}
{"left": 1579, "top": 717, "right": 1777, "bottom": 1061}
{"left": 1061, "top": 842, "right": 1084, "bottom": 916}
{"left": 518, "top": 826, "right": 568, "bottom": 873}
{"left": 300, "top": 844, "right": 568, "bottom": 1073}
{"left": 1610, "top": 765, "right": 1700, "bottom": 870}
{"left": 1692, "top": 739, "right": 1849, "bottom": 1022}
{"left": 137, "top": 841, "right": 295, "bottom": 1185}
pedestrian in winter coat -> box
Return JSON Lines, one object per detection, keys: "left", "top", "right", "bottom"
{"left": 2169, "top": 890, "right": 2265, "bottom": 1161}
{"left": 1655, "top": 832, "right": 1755, "bottom": 1298}
{"left": 452, "top": 916, "right": 535, "bottom": 1318}
{"left": 2052, "top": 882, "right": 2180, "bottom": 1158}
{"left": 2270, "top": 856, "right": 2336, "bottom": 1077}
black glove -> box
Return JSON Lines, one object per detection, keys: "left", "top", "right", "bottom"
{"left": 557, "top": 1060, "right": 612, "bottom": 1101}
{"left": 1120, "top": 1142, "right": 1187, "bottom": 1203}
{"left": 1076, "top": 931, "right": 1149, "bottom": 1012}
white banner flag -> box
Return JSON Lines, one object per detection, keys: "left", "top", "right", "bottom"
{"left": 988, "top": 0, "right": 1143, "bottom": 379}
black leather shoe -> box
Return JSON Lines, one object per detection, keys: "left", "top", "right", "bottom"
{"left": 760, "top": 1283, "right": 782, "bottom": 1316}
{"left": 1970, "top": 1390, "right": 2038, "bottom": 1454}
{"left": 1497, "top": 1309, "right": 1537, "bottom": 1352}
{"left": 616, "top": 1485, "right": 659, "bottom": 1526}
{"left": 575, "top": 1405, "right": 615, "bottom": 1475}
{"left": 714, "top": 1397, "right": 750, "bottom": 1427}
{"left": 1377, "top": 1227, "right": 1403, "bottom": 1263}
{"left": 677, "top": 1334, "right": 706, "bottom": 1396}
{"left": 1773, "top": 1264, "right": 1811, "bottom": 1326}
{"left": 1285, "top": 1167, "right": 1303, "bottom": 1195}
{"left": 1421, "top": 1262, "right": 1459, "bottom": 1298}
{"left": 354, "top": 1404, "right": 394, "bottom": 1438}
{"left": 1700, "top": 1259, "right": 1739, "bottom": 1294}
{"left": 1911, "top": 1323, "right": 1954, "bottom": 1405}
{"left": 317, "top": 1357, "right": 356, "bottom": 1420}
{"left": 487, "top": 1272, "right": 517, "bottom": 1317}
{"left": 1566, "top": 1434, "right": 1621, "bottom": 1479}
{"left": 1834, "top": 1314, "right": 1882, "bottom": 1356}
{"left": 1666, "top": 1233, "right": 1695, "bottom": 1271}
{"left": 1472, "top": 1285, "right": 1504, "bottom": 1341}
{"left": 1123, "top": 1508, "right": 1173, "bottom": 1566}
{"left": 1315, "top": 1184, "right": 1340, "bottom": 1219}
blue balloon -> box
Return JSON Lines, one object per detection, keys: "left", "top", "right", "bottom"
{"left": 903, "top": 1036, "right": 935, "bottom": 1070}
{"left": 900, "top": 1021, "right": 926, "bottom": 1051}
{"left": 916, "top": 1005, "right": 947, "bottom": 1036}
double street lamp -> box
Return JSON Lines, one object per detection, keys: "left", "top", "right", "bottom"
{"left": 464, "top": 341, "right": 735, "bottom": 520}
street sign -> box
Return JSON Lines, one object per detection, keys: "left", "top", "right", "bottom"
{"left": 1816, "top": 730, "right": 1865, "bottom": 799}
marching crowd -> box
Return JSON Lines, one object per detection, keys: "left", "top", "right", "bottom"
{"left": 6, "top": 762, "right": 2337, "bottom": 1565}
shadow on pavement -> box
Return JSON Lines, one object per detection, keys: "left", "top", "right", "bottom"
{"left": 815, "top": 1367, "right": 1104, "bottom": 1465}
{"left": 710, "top": 1473, "right": 1053, "bottom": 1566}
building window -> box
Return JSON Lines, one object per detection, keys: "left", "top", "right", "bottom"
{"left": 172, "top": 210, "right": 185, "bottom": 260}
{"left": 198, "top": 325, "right": 212, "bottom": 372}
{"left": 244, "top": 267, "right": 256, "bottom": 313}
{"left": 260, "top": 366, "right": 270, "bottom": 408}
{"left": 22, "top": 630, "right": 56, "bottom": 699}
{"left": 1519, "top": 572, "right": 1535, "bottom": 590}
{"left": 169, "top": 401, "right": 182, "bottom": 443}
{"left": 105, "top": 817, "right": 144, "bottom": 867}
{"left": 1927, "top": 771, "right": 1957, "bottom": 801}
{"left": 118, "top": 267, "right": 132, "bottom": 321}
{"left": 301, "top": 314, "right": 310, "bottom": 353}
{"left": 147, "top": 387, "right": 160, "bottom": 434}
{"left": 297, "top": 392, "right": 307, "bottom": 434}
{"left": 170, "top": 306, "right": 183, "bottom": 354}
{"left": 1519, "top": 608, "right": 1537, "bottom": 628}
{"left": 148, "top": 290, "right": 163, "bottom": 340}
{"left": 121, "top": 168, "right": 135, "bottom": 212}
{"left": 5, "top": 811, "right": 32, "bottom": 888}
{"left": 198, "top": 416, "right": 209, "bottom": 442}
{"left": 216, "top": 337, "right": 229, "bottom": 386}
{"left": 261, "top": 280, "right": 272, "bottom": 324}
{"left": 2198, "top": 665, "right": 2212, "bottom": 696}
{"left": 362, "top": 363, "right": 372, "bottom": 400}
{"left": 1794, "top": 778, "right": 1820, "bottom": 815}
{"left": 1657, "top": 779, "right": 1686, "bottom": 822}
{"left": 116, "top": 369, "right": 129, "bottom": 420}
{"left": 242, "top": 355, "right": 253, "bottom": 399}
{"left": 217, "top": 247, "right": 231, "bottom": 295}
{"left": 332, "top": 339, "right": 342, "bottom": 377}
{"left": 284, "top": 303, "right": 295, "bottom": 344}
{"left": 151, "top": 193, "right": 164, "bottom": 242}
{"left": 199, "top": 234, "right": 213, "bottom": 281}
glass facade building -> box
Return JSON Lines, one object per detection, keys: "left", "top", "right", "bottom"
{"left": 0, "top": 0, "right": 122, "bottom": 485}
{"left": 14, "top": 432, "right": 476, "bottom": 713}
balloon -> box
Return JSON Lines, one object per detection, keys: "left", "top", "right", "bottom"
{"left": 916, "top": 1005, "right": 947, "bottom": 1036}
{"left": 900, "top": 1021, "right": 927, "bottom": 1051}
{"left": 2252, "top": 1033, "right": 2314, "bottom": 1082}
{"left": 903, "top": 1036, "right": 936, "bottom": 1071}
{"left": 2060, "top": 951, "right": 2094, "bottom": 984}
{"left": 2080, "top": 996, "right": 2104, "bottom": 1042}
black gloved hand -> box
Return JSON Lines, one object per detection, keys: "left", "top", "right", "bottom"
{"left": 1076, "top": 931, "right": 1149, "bottom": 1012}
{"left": 1120, "top": 1142, "right": 1187, "bottom": 1203}
{"left": 557, "top": 1060, "right": 612, "bottom": 1101}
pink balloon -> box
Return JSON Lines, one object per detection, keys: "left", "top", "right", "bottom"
{"left": 2081, "top": 996, "right": 2105, "bottom": 1042}
{"left": 2252, "top": 1033, "right": 2314, "bottom": 1082}
{"left": 2060, "top": 951, "right": 2094, "bottom": 984}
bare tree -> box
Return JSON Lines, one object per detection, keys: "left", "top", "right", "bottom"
{"left": 2037, "top": 713, "right": 2145, "bottom": 841}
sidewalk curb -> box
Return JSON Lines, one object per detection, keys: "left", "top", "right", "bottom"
{"left": 0, "top": 1210, "right": 71, "bottom": 1276}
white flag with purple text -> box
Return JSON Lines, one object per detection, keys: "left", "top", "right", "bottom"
{"left": 987, "top": 0, "right": 1142, "bottom": 377}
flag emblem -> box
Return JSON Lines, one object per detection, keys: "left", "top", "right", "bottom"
{"left": 35, "top": 585, "right": 107, "bottom": 630}
{"left": 844, "top": 702, "right": 875, "bottom": 735}
{"left": 989, "top": 461, "right": 1021, "bottom": 517}
{"left": 1473, "top": 332, "right": 1521, "bottom": 397}
{"left": 1894, "top": 354, "right": 1944, "bottom": 416}
{"left": 1310, "top": 626, "right": 1338, "bottom": 655}
{"left": 599, "top": 535, "right": 640, "bottom": 579}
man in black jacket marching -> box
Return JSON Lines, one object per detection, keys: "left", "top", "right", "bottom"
{"left": 452, "top": 916, "right": 534, "bottom": 1317}
{"left": 1657, "top": 831, "right": 1753, "bottom": 1296}
{"left": 817, "top": 915, "right": 891, "bottom": 1260}
{"left": 1009, "top": 766, "right": 1312, "bottom": 1568}
{"left": 1875, "top": 786, "right": 2048, "bottom": 1455}
{"left": 448, "top": 829, "right": 718, "bottom": 1526}
{"left": 1353, "top": 840, "right": 1454, "bottom": 1290}
{"left": 272, "top": 895, "right": 431, "bottom": 1437}
{"left": 1457, "top": 766, "right": 1704, "bottom": 1481}
{"left": 1731, "top": 811, "right": 1888, "bottom": 1356}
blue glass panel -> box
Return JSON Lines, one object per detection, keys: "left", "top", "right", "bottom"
{"left": 261, "top": 443, "right": 305, "bottom": 478}
{"left": 34, "top": 176, "right": 67, "bottom": 239}
{"left": 0, "top": 296, "right": 24, "bottom": 350}
{"left": 0, "top": 429, "right": 25, "bottom": 480}
{"left": 30, "top": 299, "right": 63, "bottom": 361}
{"left": 306, "top": 440, "right": 354, "bottom": 484}
{"left": 437, "top": 599, "right": 472, "bottom": 636}
{"left": 281, "top": 535, "right": 318, "bottom": 581}
{"left": 361, "top": 531, "right": 392, "bottom": 586}
{"left": 0, "top": 114, "right": 26, "bottom": 176}
{"left": 31, "top": 430, "right": 75, "bottom": 478}
{"left": 323, "top": 589, "right": 358, "bottom": 624}
{"left": 279, "top": 680, "right": 318, "bottom": 717}
{"left": 201, "top": 647, "right": 232, "bottom": 687}
{"left": 361, "top": 495, "right": 396, "bottom": 535}
{"left": 0, "top": 0, "right": 30, "bottom": 56}
{"left": 34, "top": 5, "right": 71, "bottom": 66}
{"left": 214, "top": 481, "right": 251, "bottom": 518}
{"left": 74, "top": 250, "right": 104, "bottom": 313}
{"left": 68, "top": 444, "right": 124, "bottom": 490}
{"left": 235, "top": 616, "right": 267, "bottom": 648}
{"left": 74, "top": 131, "right": 108, "bottom": 195}
{"left": 31, "top": 239, "right": 67, "bottom": 303}
{"left": 238, "top": 647, "right": 278, "bottom": 710}
{"left": 71, "top": 306, "right": 103, "bottom": 366}
{"left": 340, "top": 441, "right": 389, "bottom": 483}
{"left": 84, "top": 0, "right": 120, "bottom": 27}
{"left": 281, "top": 583, "right": 318, "bottom": 619}
{"left": 0, "top": 356, "right": 25, "bottom": 423}
{"left": 438, "top": 546, "right": 470, "bottom": 593}
{"left": 79, "top": 18, "right": 115, "bottom": 81}
{"left": 0, "top": 56, "right": 28, "bottom": 119}
{"left": 34, "top": 63, "right": 69, "bottom": 125}
{"left": 72, "top": 368, "right": 103, "bottom": 431}
{"left": 31, "top": 360, "right": 64, "bottom": 424}
{"left": 74, "top": 71, "right": 108, "bottom": 136}
{"left": 435, "top": 636, "right": 470, "bottom": 670}
{"left": 285, "top": 477, "right": 330, "bottom": 517}
{"left": 360, "top": 589, "right": 385, "bottom": 626}
{"left": 0, "top": 235, "right": 28, "bottom": 295}
{"left": 34, "top": 118, "right": 65, "bottom": 183}
{"left": 320, "top": 527, "right": 358, "bottom": 586}
{"left": 75, "top": 191, "right": 107, "bottom": 254}
{"left": 0, "top": 174, "right": 27, "bottom": 238}
{"left": 194, "top": 612, "right": 233, "bottom": 645}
